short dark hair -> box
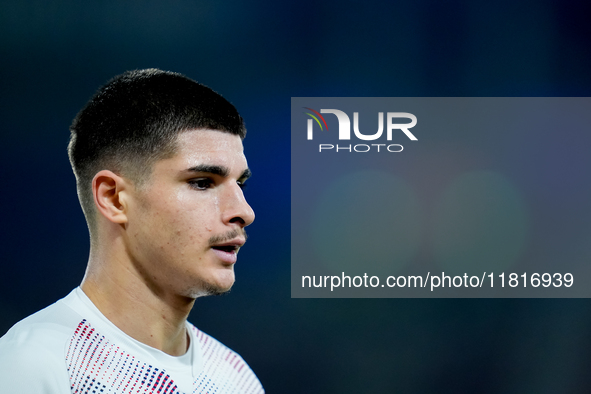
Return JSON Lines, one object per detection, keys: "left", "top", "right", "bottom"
{"left": 68, "top": 68, "right": 246, "bottom": 228}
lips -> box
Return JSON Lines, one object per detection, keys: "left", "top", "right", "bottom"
{"left": 210, "top": 239, "right": 245, "bottom": 264}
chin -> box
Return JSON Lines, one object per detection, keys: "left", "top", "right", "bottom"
{"left": 190, "top": 272, "right": 235, "bottom": 298}
{"left": 199, "top": 281, "right": 234, "bottom": 297}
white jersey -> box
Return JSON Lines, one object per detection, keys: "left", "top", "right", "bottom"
{"left": 0, "top": 288, "right": 264, "bottom": 393}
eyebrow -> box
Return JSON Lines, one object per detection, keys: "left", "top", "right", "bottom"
{"left": 187, "top": 165, "right": 252, "bottom": 180}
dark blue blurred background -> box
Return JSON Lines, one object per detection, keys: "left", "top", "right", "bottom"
{"left": 1, "top": 0, "right": 591, "bottom": 392}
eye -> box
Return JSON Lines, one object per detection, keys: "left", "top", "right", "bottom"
{"left": 188, "top": 178, "right": 214, "bottom": 190}
{"left": 237, "top": 180, "right": 248, "bottom": 190}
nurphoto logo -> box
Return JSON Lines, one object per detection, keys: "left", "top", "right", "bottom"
{"left": 303, "top": 108, "right": 418, "bottom": 153}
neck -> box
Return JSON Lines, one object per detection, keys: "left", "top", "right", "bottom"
{"left": 81, "top": 240, "right": 195, "bottom": 356}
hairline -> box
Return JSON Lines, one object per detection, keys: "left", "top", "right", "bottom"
{"left": 126, "top": 127, "right": 245, "bottom": 183}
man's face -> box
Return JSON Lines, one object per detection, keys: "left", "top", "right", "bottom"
{"left": 124, "top": 129, "right": 255, "bottom": 298}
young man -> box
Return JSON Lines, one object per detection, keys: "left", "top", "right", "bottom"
{"left": 0, "top": 69, "right": 264, "bottom": 393}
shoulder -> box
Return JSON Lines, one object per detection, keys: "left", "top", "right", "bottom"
{"left": 0, "top": 294, "right": 81, "bottom": 392}
{"left": 188, "top": 323, "right": 265, "bottom": 394}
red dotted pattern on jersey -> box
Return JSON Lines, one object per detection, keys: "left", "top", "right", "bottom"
{"left": 65, "top": 320, "right": 264, "bottom": 393}
{"left": 66, "top": 320, "right": 179, "bottom": 394}
{"left": 190, "top": 326, "right": 264, "bottom": 394}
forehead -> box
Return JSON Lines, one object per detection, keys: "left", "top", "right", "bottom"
{"left": 172, "top": 129, "right": 246, "bottom": 168}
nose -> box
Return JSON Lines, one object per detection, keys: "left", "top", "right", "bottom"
{"left": 223, "top": 184, "right": 255, "bottom": 228}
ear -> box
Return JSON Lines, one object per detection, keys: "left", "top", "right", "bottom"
{"left": 92, "top": 170, "right": 129, "bottom": 224}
